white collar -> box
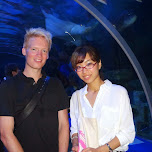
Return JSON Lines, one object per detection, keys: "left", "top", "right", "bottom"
{"left": 81, "top": 79, "right": 112, "bottom": 96}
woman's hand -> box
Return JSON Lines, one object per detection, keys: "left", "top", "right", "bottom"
{"left": 82, "top": 144, "right": 109, "bottom": 152}
{"left": 82, "top": 147, "right": 97, "bottom": 152}
{"left": 71, "top": 133, "right": 79, "bottom": 152}
{"left": 72, "top": 145, "right": 79, "bottom": 152}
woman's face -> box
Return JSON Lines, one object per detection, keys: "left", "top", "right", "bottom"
{"left": 76, "top": 53, "right": 101, "bottom": 84}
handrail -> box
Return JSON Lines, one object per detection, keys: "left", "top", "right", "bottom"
{"left": 74, "top": 0, "right": 152, "bottom": 118}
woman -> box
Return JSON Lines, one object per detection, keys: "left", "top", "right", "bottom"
{"left": 70, "top": 45, "right": 135, "bottom": 152}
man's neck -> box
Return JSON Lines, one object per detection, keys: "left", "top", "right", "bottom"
{"left": 23, "top": 68, "right": 42, "bottom": 83}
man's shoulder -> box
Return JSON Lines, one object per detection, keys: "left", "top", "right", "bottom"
{"left": 46, "top": 76, "right": 65, "bottom": 89}
{"left": 0, "top": 73, "right": 23, "bottom": 89}
{"left": 47, "top": 76, "right": 61, "bottom": 84}
{"left": 0, "top": 77, "right": 15, "bottom": 87}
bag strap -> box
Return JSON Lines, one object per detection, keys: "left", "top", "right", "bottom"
{"left": 15, "top": 76, "right": 50, "bottom": 129}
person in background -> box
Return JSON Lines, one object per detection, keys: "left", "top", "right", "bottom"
{"left": 70, "top": 45, "right": 135, "bottom": 152}
{"left": 3, "top": 63, "right": 20, "bottom": 80}
{"left": 0, "top": 27, "right": 69, "bottom": 152}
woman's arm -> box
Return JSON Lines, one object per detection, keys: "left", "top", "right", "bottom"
{"left": 115, "top": 88, "right": 135, "bottom": 146}
{"left": 70, "top": 92, "right": 79, "bottom": 152}
{"left": 71, "top": 133, "right": 79, "bottom": 152}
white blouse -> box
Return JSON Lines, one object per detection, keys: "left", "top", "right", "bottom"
{"left": 70, "top": 80, "right": 135, "bottom": 151}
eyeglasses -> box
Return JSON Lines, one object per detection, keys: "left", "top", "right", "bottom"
{"left": 75, "top": 62, "right": 97, "bottom": 72}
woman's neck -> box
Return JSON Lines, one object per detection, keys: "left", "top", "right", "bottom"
{"left": 87, "top": 79, "right": 104, "bottom": 93}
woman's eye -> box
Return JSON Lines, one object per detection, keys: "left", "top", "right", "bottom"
{"left": 86, "top": 63, "right": 92, "bottom": 66}
{"left": 87, "top": 63, "right": 92, "bottom": 65}
{"left": 77, "top": 66, "right": 81, "bottom": 70}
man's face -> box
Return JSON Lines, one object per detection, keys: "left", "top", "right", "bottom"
{"left": 22, "top": 36, "right": 49, "bottom": 71}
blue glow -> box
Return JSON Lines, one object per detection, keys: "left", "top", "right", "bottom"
{"left": 0, "top": 13, "right": 21, "bottom": 21}
{"left": 0, "top": 28, "right": 18, "bottom": 34}
{"left": 2, "top": 1, "right": 23, "bottom": 14}
{"left": 0, "top": 24, "right": 20, "bottom": 31}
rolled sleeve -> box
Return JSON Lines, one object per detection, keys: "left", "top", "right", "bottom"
{"left": 116, "top": 88, "right": 135, "bottom": 146}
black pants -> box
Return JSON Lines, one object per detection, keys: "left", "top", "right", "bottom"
{"left": 0, "top": 140, "right": 4, "bottom": 152}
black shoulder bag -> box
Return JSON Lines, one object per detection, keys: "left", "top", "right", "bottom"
{"left": 15, "top": 76, "right": 50, "bottom": 129}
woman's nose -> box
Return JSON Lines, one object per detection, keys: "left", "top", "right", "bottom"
{"left": 82, "top": 67, "right": 88, "bottom": 73}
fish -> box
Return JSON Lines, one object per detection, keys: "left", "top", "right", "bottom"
{"left": 136, "top": 0, "right": 142, "bottom": 3}
{"left": 96, "top": 0, "right": 107, "bottom": 5}
{"left": 112, "top": 10, "right": 137, "bottom": 31}
{"left": 41, "top": 8, "right": 95, "bottom": 37}
{"left": 119, "top": 15, "right": 137, "bottom": 31}
{"left": 41, "top": 8, "right": 98, "bottom": 46}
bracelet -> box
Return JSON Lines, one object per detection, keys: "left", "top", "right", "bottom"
{"left": 71, "top": 136, "right": 78, "bottom": 142}
{"left": 106, "top": 143, "right": 113, "bottom": 152}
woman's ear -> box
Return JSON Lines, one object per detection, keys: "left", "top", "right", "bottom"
{"left": 22, "top": 48, "right": 26, "bottom": 56}
{"left": 99, "top": 60, "right": 102, "bottom": 70}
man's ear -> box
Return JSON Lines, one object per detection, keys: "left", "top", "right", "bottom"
{"left": 22, "top": 48, "right": 26, "bottom": 56}
{"left": 99, "top": 60, "right": 102, "bottom": 70}
{"left": 47, "top": 54, "right": 49, "bottom": 59}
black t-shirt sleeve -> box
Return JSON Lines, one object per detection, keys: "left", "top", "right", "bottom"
{"left": 0, "top": 80, "right": 15, "bottom": 116}
{"left": 55, "top": 79, "right": 69, "bottom": 111}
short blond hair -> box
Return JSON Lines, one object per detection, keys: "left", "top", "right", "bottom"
{"left": 23, "top": 27, "right": 52, "bottom": 51}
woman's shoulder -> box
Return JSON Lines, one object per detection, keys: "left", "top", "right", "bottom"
{"left": 71, "top": 85, "right": 86, "bottom": 97}
{"left": 111, "top": 82, "right": 128, "bottom": 94}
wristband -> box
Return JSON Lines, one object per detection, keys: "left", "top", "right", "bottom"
{"left": 106, "top": 143, "right": 113, "bottom": 152}
{"left": 71, "top": 136, "right": 78, "bottom": 142}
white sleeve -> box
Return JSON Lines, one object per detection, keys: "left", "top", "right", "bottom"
{"left": 116, "top": 88, "right": 135, "bottom": 146}
{"left": 70, "top": 91, "right": 79, "bottom": 137}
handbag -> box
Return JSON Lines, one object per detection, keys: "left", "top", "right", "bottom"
{"left": 15, "top": 76, "right": 50, "bottom": 129}
{"left": 76, "top": 91, "right": 99, "bottom": 152}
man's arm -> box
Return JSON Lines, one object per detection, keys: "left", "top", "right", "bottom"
{"left": 0, "top": 116, "right": 24, "bottom": 152}
{"left": 58, "top": 109, "right": 69, "bottom": 152}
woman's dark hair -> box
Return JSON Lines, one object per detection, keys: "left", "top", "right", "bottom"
{"left": 71, "top": 45, "right": 101, "bottom": 69}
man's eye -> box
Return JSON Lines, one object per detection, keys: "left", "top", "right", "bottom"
{"left": 32, "top": 48, "right": 37, "bottom": 51}
{"left": 43, "top": 50, "right": 47, "bottom": 53}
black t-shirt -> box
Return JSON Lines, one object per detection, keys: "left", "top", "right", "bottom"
{"left": 0, "top": 72, "right": 69, "bottom": 152}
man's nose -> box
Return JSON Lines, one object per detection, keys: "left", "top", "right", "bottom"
{"left": 36, "top": 50, "right": 42, "bottom": 56}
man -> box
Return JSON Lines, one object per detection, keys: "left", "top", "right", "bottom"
{"left": 3, "top": 63, "right": 20, "bottom": 80}
{"left": 0, "top": 28, "right": 69, "bottom": 152}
